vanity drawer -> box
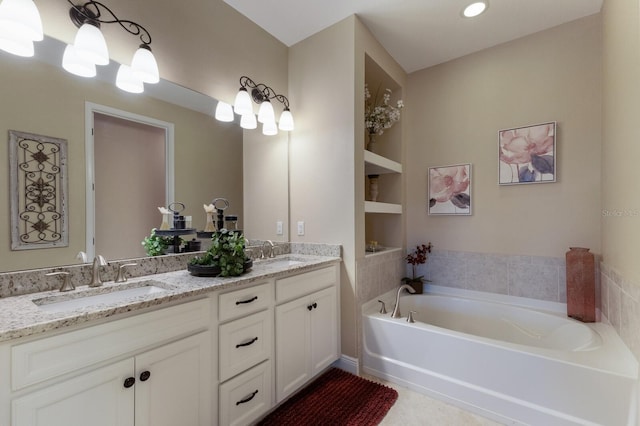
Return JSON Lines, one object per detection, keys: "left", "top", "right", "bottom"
{"left": 219, "top": 360, "right": 272, "bottom": 426}
{"left": 219, "top": 281, "right": 272, "bottom": 322}
{"left": 275, "top": 264, "right": 338, "bottom": 303}
{"left": 11, "top": 298, "right": 210, "bottom": 391}
{"left": 219, "top": 310, "right": 272, "bottom": 382}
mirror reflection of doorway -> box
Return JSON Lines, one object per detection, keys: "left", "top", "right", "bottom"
{"left": 87, "top": 104, "right": 174, "bottom": 260}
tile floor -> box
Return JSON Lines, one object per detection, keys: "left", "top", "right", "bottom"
{"left": 364, "top": 374, "right": 502, "bottom": 426}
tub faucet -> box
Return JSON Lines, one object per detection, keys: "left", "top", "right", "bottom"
{"left": 89, "top": 255, "right": 108, "bottom": 287}
{"left": 391, "top": 284, "right": 416, "bottom": 318}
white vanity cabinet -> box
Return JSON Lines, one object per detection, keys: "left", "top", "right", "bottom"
{"left": 218, "top": 281, "right": 274, "bottom": 426}
{"left": 3, "top": 298, "right": 213, "bottom": 426}
{"left": 274, "top": 265, "right": 339, "bottom": 402}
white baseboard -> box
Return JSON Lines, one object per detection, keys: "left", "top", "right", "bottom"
{"left": 332, "top": 355, "right": 358, "bottom": 375}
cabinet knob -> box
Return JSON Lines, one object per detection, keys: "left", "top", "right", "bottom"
{"left": 236, "top": 389, "right": 259, "bottom": 405}
{"left": 123, "top": 377, "right": 135, "bottom": 388}
{"left": 140, "top": 371, "right": 151, "bottom": 382}
{"left": 312, "top": 302, "right": 318, "bottom": 309}
{"left": 307, "top": 304, "right": 313, "bottom": 311}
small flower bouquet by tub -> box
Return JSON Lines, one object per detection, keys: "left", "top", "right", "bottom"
{"left": 402, "top": 242, "right": 433, "bottom": 294}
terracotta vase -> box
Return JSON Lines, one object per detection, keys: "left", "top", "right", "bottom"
{"left": 565, "top": 247, "right": 596, "bottom": 322}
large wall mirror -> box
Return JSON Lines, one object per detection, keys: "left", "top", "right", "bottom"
{"left": 0, "top": 36, "right": 289, "bottom": 273}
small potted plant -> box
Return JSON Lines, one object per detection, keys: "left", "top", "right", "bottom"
{"left": 402, "top": 242, "right": 433, "bottom": 294}
{"left": 188, "top": 229, "right": 251, "bottom": 277}
{"left": 142, "top": 229, "right": 175, "bottom": 256}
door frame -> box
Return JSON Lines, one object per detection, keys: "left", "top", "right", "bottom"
{"left": 85, "top": 102, "right": 175, "bottom": 260}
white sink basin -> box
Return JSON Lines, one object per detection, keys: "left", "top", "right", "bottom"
{"left": 33, "top": 281, "right": 170, "bottom": 313}
{"left": 261, "top": 256, "right": 306, "bottom": 268}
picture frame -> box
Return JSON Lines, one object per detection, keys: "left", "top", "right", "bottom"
{"left": 428, "top": 163, "right": 472, "bottom": 215}
{"left": 9, "top": 130, "right": 68, "bottom": 250}
{"left": 499, "top": 121, "right": 556, "bottom": 185}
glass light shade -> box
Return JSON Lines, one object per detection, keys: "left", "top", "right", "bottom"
{"left": 278, "top": 109, "right": 294, "bottom": 131}
{"left": 262, "top": 119, "right": 278, "bottom": 136}
{"left": 239, "top": 113, "right": 257, "bottom": 130}
{"left": 257, "top": 100, "right": 275, "bottom": 124}
{"left": 73, "top": 23, "right": 109, "bottom": 66}
{"left": 0, "top": 26, "right": 33, "bottom": 56}
{"left": 62, "top": 44, "right": 96, "bottom": 77}
{"left": 116, "top": 64, "right": 144, "bottom": 94}
{"left": 463, "top": 1, "right": 487, "bottom": 18}
{"left": 130, "top": 46, "right": 159, "bottom": 84}
{"left": 233, "top": 88, "right": 253, "bottom": 116}
{"left": 214, "top": 101, "right": 234, "bottom": 122}
{"left": 0, "top": 0, "right": 43, "bottom": 42}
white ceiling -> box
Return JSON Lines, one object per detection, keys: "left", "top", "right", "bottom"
{"left": 223, "top": 0, "right": 603, "bottom": 73}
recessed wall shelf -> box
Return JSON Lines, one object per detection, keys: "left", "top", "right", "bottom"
{"left": 364, "top": 151, "right": 402, "bottom": 175}
{"left": 364, "top": 201, "right": 402, "bottom": 214}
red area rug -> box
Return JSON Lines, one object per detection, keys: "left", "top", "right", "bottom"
{"left": 257, "top": 368, "right": 398, "bottom": 425}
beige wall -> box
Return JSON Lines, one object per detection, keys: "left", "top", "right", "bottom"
{"left": 289, "top": 16, "right": 358, "bottom": 356}
{"left": 34, "top": 0, "right": 288, "bottom": 105}
{"left": 406, "top": 15, "right": 602, "bottom": 259}
{"left": 602, "top": 0, "right": 640, "bottom": 284}
{"left": 0, "top": 57, "right": 242, "bottom": 272}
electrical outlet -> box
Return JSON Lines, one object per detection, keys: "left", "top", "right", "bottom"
{"left": 297, "top": 221, "right": 305, "bottom": 236}
{"left": 276, "top": 221, "right": 283, "bottom": 235}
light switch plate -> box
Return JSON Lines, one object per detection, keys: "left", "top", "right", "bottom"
{"left": 297, "top": 221, "right": 305, "bottom": 236}
{"left": 276, "top": 221, "right": 283, "bottom": 235}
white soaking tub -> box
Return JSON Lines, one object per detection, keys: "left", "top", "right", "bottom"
{"left": 362, "top": 286, "right": 638, "bottom": 425}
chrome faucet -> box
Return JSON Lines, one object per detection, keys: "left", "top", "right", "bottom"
{"left": 89, "top": 255, "right": 108, "bottom": 287}
{"left": 115, "top": 263, "right": 137, "bottom": 283}
{"left": 391, "top": 284, "right": 416, "bottom": 318}
{"left": 261, "top": 240, "right": 275, "bottom": 259}
{"left": 46, "top": 271, "right": 74, "bottom": 292}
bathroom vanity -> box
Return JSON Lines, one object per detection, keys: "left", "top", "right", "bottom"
{"left": 0, "top": 255, "right": 340, "bottom": 426}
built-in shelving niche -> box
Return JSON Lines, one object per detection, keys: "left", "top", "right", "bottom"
{"left": 363, "top": 53, "right": 404, "bottom": 256}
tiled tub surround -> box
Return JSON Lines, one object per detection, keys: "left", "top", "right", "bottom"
{"left": 355, "top": 248, "right": 404, "bottom": 362}
{"left": 418, "top": 249, "right": 602, "bottom": 304}
{"left": 0, "top": 244, "right": 340, "bottom": 343}
{"left": 601, "top": 262, "right": 640, "bottom": 364}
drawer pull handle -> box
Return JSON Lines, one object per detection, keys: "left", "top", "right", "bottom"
{"left": 123, "top": 377, "right": 135, "bottom": 388}
{"left": 236, "top": 389, "right": 259, "bottom": 405}
{"left": 140, "top": 371, "right": 151, "bottom": 382}
{"left": 236, "top": 337, "right": 259, "bottom": 348}
{"left": 236, "top": 296, "right": 258, "bottom": 305}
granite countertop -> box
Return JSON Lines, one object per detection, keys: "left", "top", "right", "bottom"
{"left": 0, "top": 254, "right": 340, "bottom": 343}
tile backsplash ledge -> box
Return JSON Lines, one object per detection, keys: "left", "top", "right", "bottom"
{"left": 418, "top": 249, "right": 598, "bottom": 304}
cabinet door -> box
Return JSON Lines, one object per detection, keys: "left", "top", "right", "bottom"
{"left": 135, "top": 332, "right": 212, "bottom": 426}
{"left": 275, "top": 296, "right": 310, "bottom": 403}
{"left": 310, "top": 286, "right": 338, "bottom": 375}
{"left": 12, "top": 358, "right": 134, "bottom": 426}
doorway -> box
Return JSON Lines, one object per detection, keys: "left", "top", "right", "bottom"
{"left": 85, "top": 103, "right": 174, "bottom": 260}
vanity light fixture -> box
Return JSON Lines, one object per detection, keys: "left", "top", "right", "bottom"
{"left": 0, "top": 0, "right": 43, "bottom": 57}
{"left": 214, "top": 101, "right": 234, "bottom": 122}
{"left": 64, "top": 0, "right": 159, "bottom": 92}
{"left": 462, "top": 1, "right": 488, "bottom": 18}
{"left": 222, "top": 76, "right": 295, "bottom": 135}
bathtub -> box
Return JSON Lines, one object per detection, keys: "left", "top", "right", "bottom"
{"left": 362, "top": 286, "right": 638, "bottom": 425}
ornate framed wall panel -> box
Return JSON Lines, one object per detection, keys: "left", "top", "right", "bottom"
{"left": 9, "top": 130, "right": 68, "bottom": 250}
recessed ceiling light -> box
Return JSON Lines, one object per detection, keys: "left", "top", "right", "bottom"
{"left": 462, "top": 1, "right": 488, "bottom": 18}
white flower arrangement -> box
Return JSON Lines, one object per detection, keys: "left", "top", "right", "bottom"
{"left": 364, "top": 84, "right": 404, "bottom": 136}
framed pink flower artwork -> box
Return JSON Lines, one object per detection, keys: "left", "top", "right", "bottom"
{"left": 428, "top": 164, "right": 472, "bottom": 215}
{"left": 499, "top": 121, "right": 556, "bottom": 185}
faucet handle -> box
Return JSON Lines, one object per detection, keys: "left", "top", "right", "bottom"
{"left": 407, "top": 310, "right": 417, "bottom": 323}
{"left": 46, "top": 271, "right": 74, "bottom": 292}
{"left": 377, "top": 300, "right": 388, "bottom": 314}
{"left": 115, "top": 263, "right": 137, "bottom": 283}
